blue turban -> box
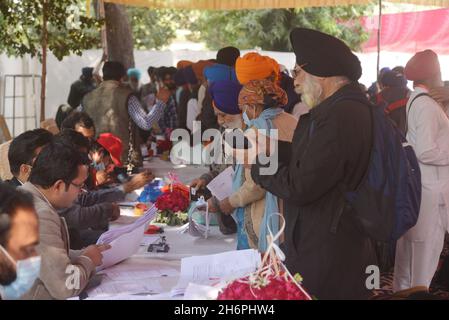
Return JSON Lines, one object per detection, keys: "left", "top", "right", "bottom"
{"left": 208, "top": 80, "right": 243, "bottom": 115}
{"left": 127, "top": 68, "right": 142, "bottom": 80}
{"left": 204, "top": 64, "right": 238, "bottom": 83}
{"left": 381, "top": 70, "right": 407, "bottom": 88}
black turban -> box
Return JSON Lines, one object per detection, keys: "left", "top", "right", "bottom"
{"left": 216, "top": 46, "right": 241, "bottom": 67}
{"left": 289, "top": 28, "right": 362, "bottom": 81}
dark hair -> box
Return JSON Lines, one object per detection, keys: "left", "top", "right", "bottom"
{"left": 60, "top": 111, "right": 95, "bottom": 131}
{"left": 147, "top": 66, "right": 155, "bottom": 76}
{"left": 29, "top": 142, "right": 90, "bottom": 190}
{"left": 0, "top": 182, "right": 35, "bottom": 285}
{"left": 0, "top": 182, "right": 35, "bottom": 246}
{"left": 90, "top": 141, "right": 110, "bottom": 157}
{"left": 55, "top": 129, "right": 91, "bottom": 152}
{"left": 8, "top": 129, "right": 54, "bottom": 176}
{"left": 55, "top": 104, "right": 74, "bottom": 130}
{"left": 103, "top": 61, "right": 126, "bottom": 81}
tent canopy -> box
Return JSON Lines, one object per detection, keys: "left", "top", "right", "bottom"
{"left": 104, "top": 0, "right": 449, "bottom": 10}
{"left": 362, "top": 8, "right": 449, "bottom": 54}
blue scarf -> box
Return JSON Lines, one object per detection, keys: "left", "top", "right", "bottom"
{"left": 232, "top": 107, "right": 282, "bottom": 251}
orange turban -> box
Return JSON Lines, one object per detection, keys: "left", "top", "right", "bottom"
{"left": 235, "top": 52, "right": 280, "bottom": 85}
{"left": 176, "top": 60, "right": 193, "bottom": 69}
{"left": 238, "top": 79, "right": 287, "bottom": 109}
{"left": 191, "top": 60, "right": 215, "bottom": 83}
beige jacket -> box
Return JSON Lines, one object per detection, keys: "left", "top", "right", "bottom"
{"left": 20, "top": 182, "right": 95, "bottom": 300}
{"left": 229, "top": 111, "right": 298, "bottom": 249}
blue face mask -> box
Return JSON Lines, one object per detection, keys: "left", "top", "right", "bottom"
{"left": 242, "top": 111, "right": 252, "bottom": 127}
{"left": 92, "top": 161, "right": 106, "bottom": 172}
{"left": 0, "top": 246, "right": 41, "bottom": 300}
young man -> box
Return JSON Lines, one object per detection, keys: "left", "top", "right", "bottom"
{"left": 60, "top": 111, "right": 96, "bottom": 143}
{"left": 393, "top": 50, "right": 449, "bottom": 292}
{"left": 0, "top": 183, "right": 40, "bottom": 300}
{"left": 7, "top": 129, "right": 54, "bottom": 187}
{"left": 55, "top": 130, "right": 154, "bottom": 249}
{"left": 20, "top": 142, "right": 110, "bottom": 300}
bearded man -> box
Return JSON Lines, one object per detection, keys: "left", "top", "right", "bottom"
{"left": 250, "top": 28, "right": 377, "bottom": 299}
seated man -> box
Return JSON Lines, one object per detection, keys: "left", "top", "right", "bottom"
{"left": 0, "top": 183, "right": 40, "bottom": 300}
{"left": 55, "top": 130, "right": 154, "bottom": 249}
{"left": 7, "top": 129, "right": 53, "bottom": 187}
{"left": 60, "top": 111, "right": 96, "bottom": 143}
{"left": 21, "top": 142, "right": 110, "bottom": 300}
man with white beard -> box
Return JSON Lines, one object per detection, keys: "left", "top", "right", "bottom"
{"left": 251, "top": 28, "right": 377, "bottom": 299}
{"left": 189, "top": 80, "right": 244, "bottom": 235}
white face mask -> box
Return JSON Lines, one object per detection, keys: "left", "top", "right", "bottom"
{"left": 222, "top": 116, "right": 244, "bottom": 130}
{"left": 0, "top": 245, "right": 41, "bottom": 300}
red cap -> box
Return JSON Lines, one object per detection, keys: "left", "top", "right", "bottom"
{"left": 97, "top": 133, "right": 123, "bottom": 167}
{"left": 405, "top": 50, "right": 441, "bottom": 81}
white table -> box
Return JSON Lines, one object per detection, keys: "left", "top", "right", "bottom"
{"left": 83, "top": 201, "right": 236, "bottom": 300}
{"left": 80, "top": 159, "right": 235, "bottom": 300}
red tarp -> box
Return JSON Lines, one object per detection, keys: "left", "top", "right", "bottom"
{"left": 361, "top": 8, "right": 449, "bottom": 54}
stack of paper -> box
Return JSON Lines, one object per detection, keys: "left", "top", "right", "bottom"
{"left": 96, "top": 205, "right": 158, "bottom": 270}
{"left": 171, "top": 249, "right": 261, "bottom": 297}
{"left": 97, "top": 204, "right": 158, "bottom": 244}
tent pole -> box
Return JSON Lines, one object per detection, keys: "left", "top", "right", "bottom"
{"left": 376, "top": 0, "right": 382, "bottom": 79}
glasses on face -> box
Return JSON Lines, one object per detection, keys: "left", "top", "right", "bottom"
{"left": 291, "top": 64, "right": 307, "bottom": 79}
{"left": 70, "top": 181, "right": 85, "bottom": 191}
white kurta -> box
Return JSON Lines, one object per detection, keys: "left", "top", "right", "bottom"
{"left": 393, "top": 87, "right": 449, "bottom": 292}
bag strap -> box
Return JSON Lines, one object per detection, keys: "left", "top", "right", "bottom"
{"left": 385, "top": 98, "right": 409, "bottom": 114}
{"left": 405, "top": 93, "right": 429, "bottom": 135}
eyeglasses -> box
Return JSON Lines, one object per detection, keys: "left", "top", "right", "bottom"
{"left": 290, "top": 64, "right": 308, "bottom": 79}
{"left": 70, "top": 181, "right": 85, "bottom": 190}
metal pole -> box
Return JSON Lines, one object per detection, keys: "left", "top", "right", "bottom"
{"left": 376, "top": 0, "right": 382, "bottom": 79}
{"left": 40, "top": 0, "right": 48, "bottom": 123}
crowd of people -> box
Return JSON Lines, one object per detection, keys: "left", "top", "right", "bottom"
{"left": 1, "top": 26, "right": 449, "bottom": 300}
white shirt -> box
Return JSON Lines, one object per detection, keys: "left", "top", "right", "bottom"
{"left": 406, "top": 86, "right": 449, "bottom": 186}
{"left": 186, "top": 98, "right": 200, "bottom": 132}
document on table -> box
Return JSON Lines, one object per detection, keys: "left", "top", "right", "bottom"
{"left": 206, "top": 166, "right": 234, "bottom": 201}
{"left": 171, "top": 249, "right": 261, "bottom": 296}
{"left": 87, "top": 279, "right": 163, "bottom": 298}
{"left": 102, "top": 263, "right": 179, "bottom": 281}
{"left": 96, "top": 204, "right": 158, "bottom": 270}
{"left": 97, "top": 224, "right": 145, "bottom": 271}
{"left": 97, "top": 204, "right": 158, "bottom": 244}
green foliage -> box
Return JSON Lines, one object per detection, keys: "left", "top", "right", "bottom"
{"left": 0, "top": 0, "right": 102, "bottom": 60}
{"left": 189, "top": 6, "right": 373, "bottom": 52}
{"left": 128, "top": 7, "right": 194, "bottom": 50}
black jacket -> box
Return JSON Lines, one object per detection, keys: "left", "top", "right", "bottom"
{"left": 252, "top": 83, "right": 377, "bottom": 299}
{"left": 67, "top": 78, "right": 96, "bottom": 108}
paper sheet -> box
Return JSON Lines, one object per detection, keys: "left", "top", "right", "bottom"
{"left": 87, "top": 279, "right": 163, "bottom": 297}
{"left": 97, "top": 224, "right": 145, "bottom": 271}
{"left": 206, "top": 166, "right": 234, "bottom": 201}
{"left": 102, "top": 263, "right": 179, "bottom": 281}
{"left": 97, "top": 204, "right": 157, "bottom": 245}
{"left": 171, "top": 249, "right": 261, "bottom": 296}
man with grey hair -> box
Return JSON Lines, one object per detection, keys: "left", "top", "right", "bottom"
{"left": 251, "top": 28, "right": 377, "bottom": 299}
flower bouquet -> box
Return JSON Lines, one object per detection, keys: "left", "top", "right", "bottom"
{"left": 217, "top": 214, "right": 313, "bottom": 300}
{"left": 154, "top": 190, "right": 190, "bottom": 226}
